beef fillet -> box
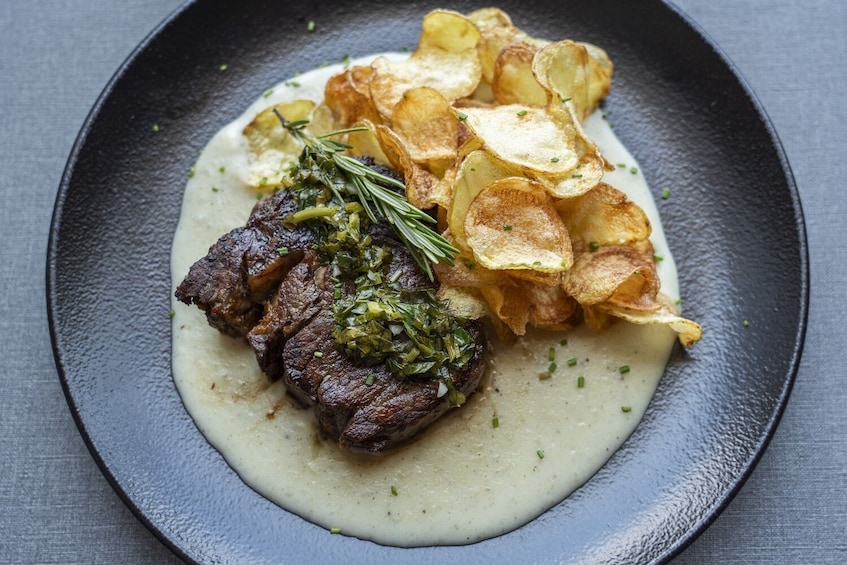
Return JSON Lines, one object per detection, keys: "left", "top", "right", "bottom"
{"left": 176, "top": 186, "right": 487, "bottom": 453}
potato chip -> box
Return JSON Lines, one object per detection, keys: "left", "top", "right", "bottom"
{"left": 556, "top": 182, "right": 652, "bottom": 253}
{"left": 525, "top": 283, "right": 580, "bottom": 330}
{"left": 491, "top": 42, "right": 549, "bottom": 106}
{"left": 324, "top": 66, "right": 383, "bottom": 128}
{"left": 372, "top": 124, "right": 441, "bottom": 210}
{"left": 468, "top": 8, "right": 549, "bottom": 85}
{"left": 532, "top": 40, "right": 613, "bottom": 122}
{"left": 458, "top": 104, "right": 604, "bottom": 198}
{"left": 436, "top": 284, "right": 489, "bottom": 320}
{"left": 390, "top": 87, "right": 458, "bottom": 176}
{"left": 479, "top": 283, "right": 532, "bottom": 336}
{"left": 449, "top": 150, "right": 515, "bottom": 248}
{"left": 597, "top": 300, "right": 703, "bottom": 347}
{"left": 564, "top": 246, "right": 657, "bottom": 307}
{"left": 369, "top": 11, "right": 482, "bottom": 118}
{"left": 464, "top": 177, "right": 573, "bottom": 272}
{"left": 243, "top": 99, "right": 315, "bottom": 189}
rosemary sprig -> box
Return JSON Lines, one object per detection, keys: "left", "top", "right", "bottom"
{"left": 275, "top": 111, "right": 457, "bottom": 279}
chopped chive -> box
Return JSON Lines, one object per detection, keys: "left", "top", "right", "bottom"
{"left": 577, "top": 375, "right": 585, "bottom": 388}
{"left": 661, "top": 187, "right": 671, "bottom": 199}
{"left": 313, "top": 351, "right": 324, "bottom": 358}
{"left": 538, "top": 371, "right": 551, "bottom": 381}
{"left": 307, "top": 20, "right": 316, "bottom": 32}
{"left": 390, "top": 485, "right": 398, "bottom": 496}
{"left": 559, "top": 339, "right": 568, "bottom": 346}
{"left": 619, "top": 365, "right": 630, "bottom": 374}
{"left": 653, "top": 254, "right": 664, "bottom": 262}
{"left": 365, "top": 374, "right": 376, "bottom": 386}
{"left": 256, "top": 192, "right": 264, "bottom": 200}
{"left": 263, "top": 87, "right": 274, "bottom": 98}
{"left": 502, "top": 224, "right": 513, "bottom": 231}
{"left": 516, "top": 109, "right": 528, "bottom": 117}
{"left": 285, "top": 80, "right": 301, "bottom": 88}
{"left": 211, "top": 187, "right": 220, "bottom": 193}
{"left": 457, "top": 112, "right": 468, "bottom": 121}
{"left": 561, "top": 97, "right": 572, "bottom": 103}
{"left": 548, "top": 362, "right": 557, "bottom": 373}
{"left": 567, "top": 357, "right": 577, "bottom": 367}
{"left": 571, "top": 173, "right": 583, "bottom": 178}
{"left": 616, "top": 162, "right": 626, "bottom": 168}
{"left": 548, "top": 347, "right": 556, "bottom": 362}
{"left": 630, "top": 166, "right": 638, "bottom": 174}
{"left": 188, "top": 166, "right": 196, "bottom": 178}
{"left": 675, "top": 297, "right": 682, "bottom": 305}
{"left": 536, "top": 449, "right": 545, "bottom": 460}
{"left": 342, "top": 54, "right": 351, "bottom": 67}
{"left": 621, "top": 405, "right": 632, "bottom": 413}
{"left": 588, "top": 240, "right": 600, "bottom": 251}
{"left": 742, "top": 320, "right": 750, "bottom": 327}
{"left": 550, "top": 156, "right": 560, "bottom": 163}
{"left": 219, "top": 64, "right": 228, "bottom": 72}
{"left": 168, "top": 309, "right": 176, "bottom": 319}
{"left": 152, "top": 124, "right": 160, "bottom": 132}
{"left": 277, "top": 247, "right": 289, "bottom": 256}
{"left": 259, "top": 177, "right": 268, "bottom": 186}
{"left": 492, "top": 416, "right": 500, "bottom": 428}
{"left": 330, "top": 527, "right": 341, "bottom": 534}
{"left": 218, "top": 165, "right": 226, "bottom": 173}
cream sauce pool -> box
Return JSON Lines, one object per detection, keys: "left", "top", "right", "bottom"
{"left": 170, "top": 55, "right": 680, "bottom": 546}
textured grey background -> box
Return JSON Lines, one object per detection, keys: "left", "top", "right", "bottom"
{"left": 1, "top": 0, "right": 844, "bottom": 562}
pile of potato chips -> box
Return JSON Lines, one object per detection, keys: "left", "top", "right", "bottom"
{"left": 245, "top": 8, "right": 701, "bottom": 346}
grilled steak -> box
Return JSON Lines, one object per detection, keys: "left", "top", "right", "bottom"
{"left": 176, "top": 181, "right": 487, "bottom": 453}
{"left": 175, "top": 190, "right": 315, "bottom": 337}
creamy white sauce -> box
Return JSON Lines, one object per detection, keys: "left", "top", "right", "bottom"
{"left": 170, "top": 55, "right": 679, "bottom": 546}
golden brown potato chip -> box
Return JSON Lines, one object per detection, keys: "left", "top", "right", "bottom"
{"left": 465, "top": 177, "right": 573, "bottom": 272}
{"left": 449, "top": 150, "right": 516, "bottom": 248}
{"left": 532, "top": 40, "right": 613, "bottom": 122}
{"left": 369, "top": 11, "right": 482, "bottom": 118}
{"left": 373, "top": 124, "right": 441, "bottom": 210}
{"left": 597, "top": 299, "right": 703, "bottom": 347}
{"left": 390, "top": 87, "right": 458, "bottom": 175}
{"left": 459, "top": 104, "right": 604, "bottom": 198}
{"left": 525, "top": 283, "right": 580, "bottom": 330}
{"left": 491, "top": 42, "right": 548, "bottom": 106}
{"left": 323, "top": 66, "right": 383, "bottom": 128}
{"left": 564, "top": 246, "right": 658, "bottom": 307}
{"left": 479, "top": 283, "right": 532, "bottom": 336}
{"left": 243, "top": 99, "right": 315, "bottom": 189}
{"left": 556, "top": 182, "right": 652, "bottom": 253}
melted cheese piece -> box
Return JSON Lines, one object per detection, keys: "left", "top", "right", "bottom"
{"left": 170, "top": 55, "right": 679, "bottom": 546}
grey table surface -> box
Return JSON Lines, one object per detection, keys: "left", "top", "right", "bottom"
{"left": 1, "top": 0, "right": 844, "bottom": 563}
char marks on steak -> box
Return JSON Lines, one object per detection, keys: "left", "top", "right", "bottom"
{"left": 176, "top": 184, "right": 487, "bottom": 453}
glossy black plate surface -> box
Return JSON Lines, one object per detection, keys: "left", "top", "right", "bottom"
{"left": 47, "top": 0, "right": 807, "bottom": 562}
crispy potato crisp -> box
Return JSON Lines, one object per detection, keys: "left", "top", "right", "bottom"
{"left": 254, "top": 7, "right": 701, "bottom": 346}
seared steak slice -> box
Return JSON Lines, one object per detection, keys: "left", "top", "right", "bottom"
{"left": 272, "top": 244, "right": 486, "bottom": 453}
{"left": 175, "top": 189, "right": 315, "bottom": 337}
{"left": 247, "top": 252, "right": 329, "bottom": 380}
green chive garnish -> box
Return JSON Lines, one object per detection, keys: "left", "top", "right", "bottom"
{"left": 567, "top": 357, "right": 577, "bottom": 367}
{"left": 516, "top": 109, "right": 528, "bottom": 117}
{"left": 307, "top": 20, "right": 316, "bottom": 32}
{"left": 330, "top": 527, "right": 341, "bottom": 534}
{"left": 619, "top": 365, "right": 631, "bottom": 374}
{"left": 390, "top": 485, "right": 398, "bottom": 496}
{"left": 577, "top": 375, "right": 585, "bottom": 388}
{"left": 661, "top": 187, "right": 671, "bottom": 199}
{"left": 263, "top": 88, "right": 274, "bottom": 98}
{"left": 168, "top": 309, "right": 176, "bottom": 319}
{"left": 621, "top": 406, "right": 632, "bottom": 413}
{"left": 588, "top": 240, "right": 600, "bottom": 251}
{"left": 503, "top": 224, "right": 512, "bottom": 231}
{"left": 492, "top": 416, "right": 500, "bottom": 428}
{"left": 365, "top": 374, "right": 376, "bottom": 386}
{"left": 537, "top": 449, "right": 545, "bottom": 459}
{"left": 219, "top": 64, "right": 228, "bottom": 72}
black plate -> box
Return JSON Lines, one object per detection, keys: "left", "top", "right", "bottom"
{"left": 47, "top": 0, "right": 807, "bottom": 562}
